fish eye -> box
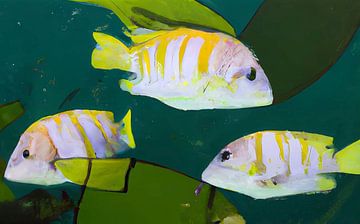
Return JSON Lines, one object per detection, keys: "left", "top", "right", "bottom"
{"left": 246, "top": 67, "right": 256, "bottom": 81}
{"left": 220, "top": 150, "right": 232, "bottom": 162}
{"left": 23, "top": 150, "right": 30, "bottom": 159}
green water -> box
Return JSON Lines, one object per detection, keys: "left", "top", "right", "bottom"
{"left": 0, "top": 0, "right": 359, "bottom": 223}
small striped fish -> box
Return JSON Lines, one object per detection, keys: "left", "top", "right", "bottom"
{"left": 91, "top": 28, "right": 273, "bottom": 110}
{"left": 202, "top": 131, "right": 360, "bottom": 199}
{"left": 4, "top": 110, "right": 135, "bottom": 185}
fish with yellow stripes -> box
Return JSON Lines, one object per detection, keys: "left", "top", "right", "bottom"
{"left": 202, "top": 131, "right": 360, "bottom": 199}
{"left": 92, "top": 28, "right": 273, "bottom": 110}
{"left": 4, "top": 109, "right": 135, "bottom": 185}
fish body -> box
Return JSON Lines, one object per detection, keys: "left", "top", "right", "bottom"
{"left": 92, "top": 28, "right": 273, "bottom": 110}
{"left": 202, "top": 131, "right": 360, "bottom": 199}
{"left": 4, "top": 110, "right": 135, "bottom": 185}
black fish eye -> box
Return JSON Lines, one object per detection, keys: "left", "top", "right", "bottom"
{"left": 221, "top": 150, "right": 232, "bottom": 162}
{"left": 23, "top": 150, "right": 30, "bottom": 158}
{"left": 246, "top": 67, "right": 256, "bottom": 81}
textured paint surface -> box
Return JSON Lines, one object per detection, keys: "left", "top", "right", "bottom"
{"left": 0, "top": 0, "right": 359, "bottom": 223}
{"left": 78, "top": 161, "right": 242, "bottom": 223}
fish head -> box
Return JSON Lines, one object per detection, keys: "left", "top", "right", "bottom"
{"left": 221, "top": 46, "right": 273, "bottom": 108}
{"left": 202, "top": 137, "right": 253, "bottom": 191}
{"left": 4, "top": 127, "right": 65, "bottom": 185}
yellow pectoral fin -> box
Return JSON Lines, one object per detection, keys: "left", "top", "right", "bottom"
{"left": 206, "top": 76, "right": 237, "bottom": 93}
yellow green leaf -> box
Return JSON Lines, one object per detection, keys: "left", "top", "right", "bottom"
{"left": 72, "top": 0, "right": 236, "bottom": 36}
{"left": 54, "top": 158, "right": 131, "bottom": 191}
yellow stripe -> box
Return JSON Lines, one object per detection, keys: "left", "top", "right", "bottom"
{"left": 283, "top": 133, "right": 291, "bottom": 175}
{"left": 318, "top": 152, "right": 323, "bottom": 170}
{"left": 275, "top": 133, "right": 285, "bottom": 161}
{"left": 255, "top": 133, "right": 266, "bottom": 174}
{"left": 155, "top": 39, "right": 169, "bottom": 78}
{"left": 53, "top": 116, "right": 62, "bottom": 126}
{"left": 137, "top": 52, "right": 144, "bottom": 76}
{"left": 82, "top": 111, "right": 111, "bottom": 144}
{"left": 178, "top": 35, "right": 191, "bottom": 77}
{"left": 198, "top": 36, "right": 219, "bottom": 74}
{"left": 143, "top": 50, "right": 151, "bottom": 79}
{"left": 68, "top": 112, "right": 96, "bottom": 158}
{"left": 299, "top": 138, "right": 309, "bottom": 173}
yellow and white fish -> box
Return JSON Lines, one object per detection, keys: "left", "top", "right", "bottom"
{"left": 92, "top": 28, "right": 273, "bottom": 110}
{"left": 202, "top": 131, "right": 360, "bottom": 199}
{"left": 4, "top": 109, "right": 135, "bottom": 185}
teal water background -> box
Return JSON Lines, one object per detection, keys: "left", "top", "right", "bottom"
{"left": 0, "top": 0, "right": 359, "bottom": 223}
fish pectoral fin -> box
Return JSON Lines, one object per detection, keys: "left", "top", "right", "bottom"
{"left": 206, "top": 76, "right": 237, "bottom": 93}
{"left": 124, "top": 29, "right": 167, "bottom": 44}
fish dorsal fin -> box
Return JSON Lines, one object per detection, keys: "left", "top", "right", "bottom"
{"left": 124, "top": 28, "right": 167, "bottom": 44}
{"left": 290, "top": 132, "right": 334, "bottom": 154}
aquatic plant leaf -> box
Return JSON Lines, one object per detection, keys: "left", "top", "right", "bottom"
{"left": 209, "top": 191, "right": 245, "bottom": 224}
{"left": 0, "top": 160, "right": 14, "bottom": 202}
{"left": 0, "top": 101, "right": 24, "bottom": 131}
{"left": 54, "top": 158, "right": 131, "bottom": 191}
{"left": 240, "top": 0, "right": 360, "bottom": 103}
{"left": 72, "top": 0, "right": 236, "bottom": 36}
{"left": 78, "top": 161, "right": 244, "bottom": 223}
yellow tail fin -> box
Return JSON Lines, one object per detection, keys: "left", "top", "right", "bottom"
{"left": 119, "top": 109, "right": 136, "bottom": 149}
{"left": 335, "top": 140, "right": 360, "bottom": 174}
{"left": 92, "top": 32, "right": 132, "bottom": 71}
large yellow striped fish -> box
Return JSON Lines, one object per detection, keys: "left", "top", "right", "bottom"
{"left": 202, "top": 131, "right": 360, "bottom": 199}
{"left": 4, "top": 110, "right": 135, "bottom": 185}
{"left": 92, "top": 28, "right": 273, "bottom": 110}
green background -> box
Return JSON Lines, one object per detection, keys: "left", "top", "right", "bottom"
{"left": 0, "top": 0, "right": 359, "bottom": 223}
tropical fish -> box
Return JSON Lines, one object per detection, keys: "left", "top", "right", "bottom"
{"left": 202, "top": 131, "right": 360, "bottom": 199}
{"left": 75, "top": 0, "right": 360, "bottom": 104}
{"left": 4, "top": 109, "right": 135, "bottom": 185}
{"left": 92, "top": 28, "right": 273, "bottom": 110}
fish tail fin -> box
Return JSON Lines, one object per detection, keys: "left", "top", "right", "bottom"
{"left": 118, "top": 109, "right": 135, "bottom": 149}
{"left": 92, "top": 32, "right": 132, "bottom": 71}
{"left": 334, "top": 140, "right": 360, "bottom": 174}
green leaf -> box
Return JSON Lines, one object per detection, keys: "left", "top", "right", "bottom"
{"left": 0, "top": 160, "right": 15, "bottom": 202}
{"left": 240, "top": 0, "right": 360, "bottom": 103}
{"left": 75, "top": 160, "right": 244, "bottom": 223}
{"left": 54, "top": 158, "right": 131, "bottom": 191}
{"left": 0, "top": 101, "right": 24, "bottom": 131}
{"left": 72, "top": 0, "right": 236, "bottom": 36}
